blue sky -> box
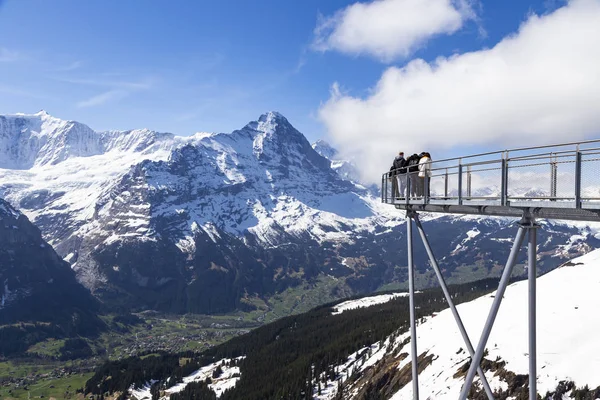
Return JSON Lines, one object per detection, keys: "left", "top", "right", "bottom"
{"left": 0, "top": 0, "right": 571, "bottom": 145}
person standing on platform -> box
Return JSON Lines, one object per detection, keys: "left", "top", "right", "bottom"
{"left": 418, "top": 152, "right": 432, "bottom": 197}
{"left": 392, "top": 151, "right": 406, "bottom": 198}
{"left": 406, "top": 153, "right": 421, "bottom": 198}
{"left": 389, "top": 152, "right": 403, "bottom": 199}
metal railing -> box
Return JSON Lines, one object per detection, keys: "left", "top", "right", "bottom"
{"left": 392, "top": 140, "right": 600, "bottom": 400}
{"left": 382, "top": 139, "right": 600, "bottom": 211}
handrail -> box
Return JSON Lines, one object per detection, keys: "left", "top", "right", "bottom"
{"left": 382, "top": 138, "right": 600, "bottom": 218}
{"left": 385, "top": 138, "right": 600, "bottom": 176}
{"left": 394, "top": 138, "right": 600, "bottom": 167}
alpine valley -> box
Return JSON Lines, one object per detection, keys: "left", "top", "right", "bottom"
{"left": 2, "top": 111, "right": 600, "bottom": 399}
{"left": 1, "top": 110, "right": 599, "bottom": 317}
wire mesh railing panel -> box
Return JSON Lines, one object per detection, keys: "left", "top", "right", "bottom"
{"left": 429, "top": 167, "right": 460, "bottom": 199}
{"left": 460, "top": 161, "right": 503, "bottom": 200}
{"left": 581, "top": 150, "right": 600, "bottom": 201}
{"left": 382, "top": 173, "right": 392, "bottom": 202}
{"left": 507, "top": 157, "right": 552, "bottom": 199}
{"left": 553, "top": 154, "right": 576, "bottom": 200}
{"left": 507, "top": 154, "right": 577, "bottom": 200}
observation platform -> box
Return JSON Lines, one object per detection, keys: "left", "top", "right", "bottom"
{"left": 381, "top": 139, "right": 600, "bottom": 222}
{"left": 383, "top": 139, "right": 600, "bottom": 399}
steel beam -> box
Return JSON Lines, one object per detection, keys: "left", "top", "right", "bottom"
{"left": 526, "top": 221, "right": 539, "bottom": 399}
{"left": 406, "top": 213, "right": 419, "bottom": 399}
{"left": 412, "top": 214, "right": 495, "bottom": 400}
{"left": 389, "top": 203, "right": 600, "bottom": 223}
{"left": 458, "top": 223, "right": 527, "bottom": 400}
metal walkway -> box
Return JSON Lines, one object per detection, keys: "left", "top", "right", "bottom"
{"left": 381, "top": 140, "right": 600, "bottom": 400}
{"left": 382, "top": 139, "right": 600, "bottom": 222}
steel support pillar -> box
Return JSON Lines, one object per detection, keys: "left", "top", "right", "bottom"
{"left": 412, "top": 214, "right": 495, "bottom": 400}
{"left": 406, "top": 213, "right": 419, "bottom": 399}
{"left": 458, "top": 220, "right": 528, "bottom": 400}
{"left": 525, "top": 220, "right": 539, "bottom": 399}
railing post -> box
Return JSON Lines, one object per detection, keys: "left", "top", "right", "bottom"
{"left": 501, "top": 151, "right": 509, "bottom": 206}
{"left": 458, "top": 160, "right": 463, "bottom": 205}
{"left": 386, "top": 174, "right": 389, "bottom": 203}
{"left": 501, "top": 158, "right": 507, "bottom": 206}
{"left": 467, "top": 165, "right": 472, "bottom": 200}
{"left": 406, "top": 173, "right": 411, "bottom": 206}
{"left": 575, "top": 149, "right": 582, "bottom": 208}
{"left": 424, "top": 174, "right": 429, "bottom": 205}
{"left": 550, "top": 155, "right": 557, "bottom": 199}
{"left": 444, "top": 168, "right": 448, "bottom": 199}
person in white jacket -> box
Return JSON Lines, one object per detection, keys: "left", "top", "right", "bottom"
{"left": 418, "top": 152, "right": 432, "bottom": 197}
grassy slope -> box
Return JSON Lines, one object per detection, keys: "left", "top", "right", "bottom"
{"left": 0, "top": 372, "right": 92, "bottom": 399}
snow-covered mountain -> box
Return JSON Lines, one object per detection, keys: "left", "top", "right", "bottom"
{"left": 0, "top": 111, "right": 187, "bottom": 245}
{"left": 311, "top": 139, "right": 367, "bottom": 187}
{"left": 0, "top": 110, "right": 180, "bottom": 169}
{"left": 316, "top": 248, "right": 600, "bottom": 399}
{"left": 0, "top": 111, "right": 598, "bottom": 314}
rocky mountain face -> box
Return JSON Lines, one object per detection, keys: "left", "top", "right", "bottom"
{"left": 0, "top": 111, "right": 598, "bottom": 314}
{"left": 311, "top": 139, "right": 370, "bottom": 189}
{"left": 0, "top": 199, "right": 101, "bottom": 333}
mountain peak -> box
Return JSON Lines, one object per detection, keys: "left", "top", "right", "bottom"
{"left": 10, "top": 110, "right": 58, "bottom": 120}
{"left": 312, "top": 139, "right": 338, "bottom": 160}
{"left": 243, "top": 111, "right": 291, "bottom": 136}
{"left": 257, "top": 111, "right": 286, "bottom": 123}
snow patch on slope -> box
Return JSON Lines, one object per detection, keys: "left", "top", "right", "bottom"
{"left": 129, "top": 380, "right": 158, "bottom": 400}
{"left": 451, "top": 228, "right": 480, "bottom": 255}
{"left": 332, "top": 292, "right": 410, "bottom": 315}
{"left": 163, "top": 357, "right": 245, "bottom": 398}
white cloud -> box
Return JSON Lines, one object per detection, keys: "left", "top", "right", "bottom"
{"left": 318, "top": 0, "right": 600, "bottom": 184}
{"left": 0, "top": 47, "right": 19, "bottom": 62}
{"left": 313, "top": 0, "right": 476, "bottom": 62}
{"left": 76, "top": 90, "right": 128, "bottom": 108}
{"left": 57, "top": 76, "right": 154, "bottom": 90}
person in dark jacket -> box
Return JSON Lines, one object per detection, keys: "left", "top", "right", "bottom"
{"left": 389, "top": 151, "right": 406, "bottom": 198}
{"left": 406, "top": 153, "right": 421, "bottom": 198}
{"left": 394, "top": 151, "right": 407, "bottom": 198}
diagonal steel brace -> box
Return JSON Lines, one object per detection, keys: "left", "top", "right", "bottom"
{"left": 411, "top": 212, "right": 495, "bottom": 400}
{"left": 458, "top": 219, "right": 528, "bottom": 399}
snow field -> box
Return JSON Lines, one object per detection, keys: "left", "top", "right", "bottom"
{"left": 318, "top": 249, "right": 600, "bottom": 399}
{"left": 332, "top": 292, "right": 410, "bottom": 315}
{"left": 128, "top": 357, "right": 244, "bottom": 400}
